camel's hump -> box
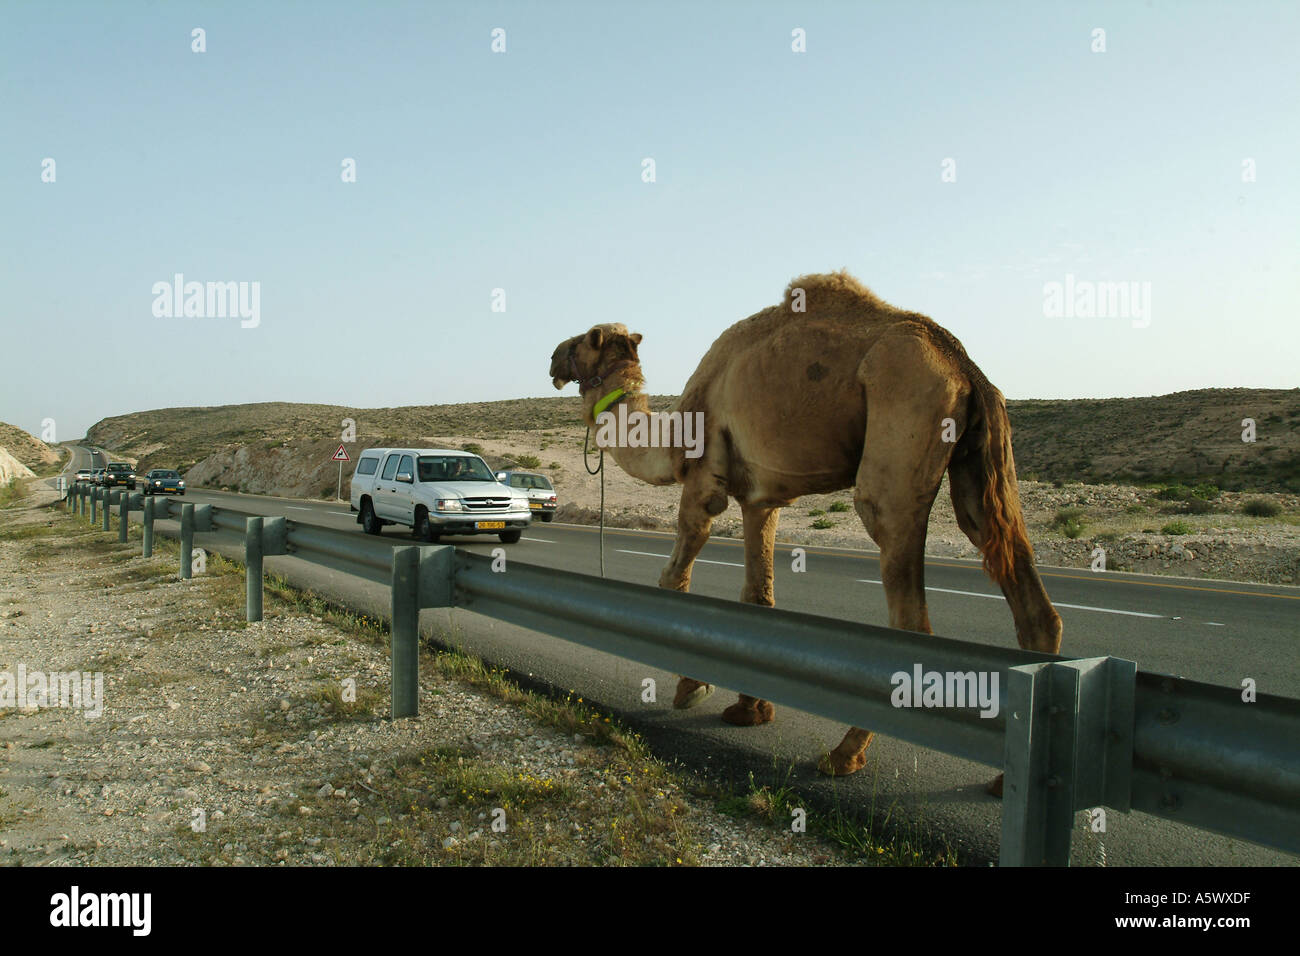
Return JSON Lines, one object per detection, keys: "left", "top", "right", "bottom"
{"left": 781, "top": 270, "right": 890, "bottom": 313}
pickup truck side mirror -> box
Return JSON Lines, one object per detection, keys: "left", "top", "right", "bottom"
{"left": 495, "top": 472, "right": 507, "bottom": 482}
{"left": 396, "top": 472, "right": 414, "bottom": 484}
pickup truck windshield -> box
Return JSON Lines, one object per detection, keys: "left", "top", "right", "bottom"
{"left": 417, "top": 456, "right": 494, "bottom": 482}
{"left": 108, "top": 464, "right": 131, "bottom": 471}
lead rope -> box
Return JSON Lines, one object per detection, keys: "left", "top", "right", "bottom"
{"left": 583, "top": 427, "right": 605, "bottom": 577}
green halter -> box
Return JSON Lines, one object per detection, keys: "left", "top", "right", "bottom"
{"left": 592, "top": 387, "right": 626, "bottom": 418}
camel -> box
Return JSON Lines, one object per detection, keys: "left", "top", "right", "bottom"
{"left": 548, "top": 270, "right": 1062, "bottom": 782}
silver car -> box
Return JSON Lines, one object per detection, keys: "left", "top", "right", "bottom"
{"left": 496, "top": 470, "right": 557, "bottom": 522}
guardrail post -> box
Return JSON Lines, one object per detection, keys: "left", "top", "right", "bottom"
{"left": 389, "top": 546, "right": 454, "bottom": 719}
{"left": 1000, "top": 657, "right": 1136, "bottom": 866}
{"left": 243, "top": 516, "right": 286, "bottom": 623}
{"left": 102, "top": 490, "right": 112, "bottom": 531}
{"left": 118, "top": 491, "right": 130, "bottom": 543}
{"left": 89, "top": 488, "right": 98, "bottom": 523}
{"left": 246, "top": 517, "right": 264, "bottom": 621}
{"left": 179, "top": 503, "right": 194, "bottom": 580}
{"left": 142, "top": 497, "right": 155, "bottom": 557}
{"left": 391, "top": 547, "right": 420, "bottom": 718}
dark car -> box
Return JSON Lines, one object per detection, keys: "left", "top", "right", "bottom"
{"left": 91, "top": 468, "right": 106, "bottom": 486}
{"left": 143, "top": 469, "right": 186, "bottom": 495}
{"left": 497, "top": 470, "right": 557, "bottom": 521}
{"left": 102, "top": 463, "right": 137, "bottom": 490}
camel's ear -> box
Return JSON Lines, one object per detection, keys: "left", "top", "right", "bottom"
{"left": 585, "top": 328, "right": 604, "bottom": 351}
{"left": 629, "top": 332, "right": 642, "bottom": 346}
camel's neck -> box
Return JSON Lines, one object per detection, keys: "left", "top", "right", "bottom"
{"left": 583, "top": 367, "right": 679, "bottom": 486}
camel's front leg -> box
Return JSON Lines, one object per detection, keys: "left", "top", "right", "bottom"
{"left": 663, "top": 478, "right": 726, "bottom": 709}
{"left": 721, "top": 502, "right": 779, "bottom": 727}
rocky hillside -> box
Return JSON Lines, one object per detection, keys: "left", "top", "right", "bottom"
{"left": 84, "top": 388, "right": 1298, "bottom": 494}
{"left": 0, "top": 421, "right": 61, "bottom": 475}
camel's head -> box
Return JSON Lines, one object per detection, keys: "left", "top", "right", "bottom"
{"left": 549, "top": 323, "right": 643, "bottom": 391}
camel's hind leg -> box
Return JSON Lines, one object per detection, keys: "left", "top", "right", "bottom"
{"left": 721, "top": 501, "right": 780, "bottom": 726}
{"left": 948, "top": 454, "right": 1062, "bottom": 655}
{"left": 949, "top": 452, "right": 1063, "bottom": 798}
{"left": 662, "top": 473, "right": 729, "bottom": 709}
{"left": 819, "top": 333, "right": 964, "bottom": 776}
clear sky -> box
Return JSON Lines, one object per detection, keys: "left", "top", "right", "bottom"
{"left": 3, "top": 0, "right": 1297, "bottom": 441}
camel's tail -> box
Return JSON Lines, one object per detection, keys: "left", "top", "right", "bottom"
{"left": 960, "top": 369, "right": 1033, "bottom": 585}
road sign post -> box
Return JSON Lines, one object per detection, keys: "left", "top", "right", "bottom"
{"left": 332, "top": 444, "right": 350, "bottom": 500}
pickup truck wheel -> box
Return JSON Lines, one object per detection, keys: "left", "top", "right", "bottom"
{"left": 414, "top": 508, "right": 439, "bottom": 543}
{"left": 361, "top": 500, "right": 382, "bottom": 535}
{"left": 498, "top": 530, "right": 522, "bottom": 544}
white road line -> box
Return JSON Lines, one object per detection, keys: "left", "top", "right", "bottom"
{"left": 618, "top": 549, "right": 744, "bottom": 568}
{"left": 856, "top": 579, "right": 1165, "bottom": 619}
{"left": 523, "top": 537, "right": 556, "bottom": 543}
{"left": 1206, "top": 622, "right": 1226, "bottom": 627}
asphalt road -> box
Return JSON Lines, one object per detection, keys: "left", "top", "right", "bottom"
{"left": 57, "top": 445, "right": 1299, "bottom": 865}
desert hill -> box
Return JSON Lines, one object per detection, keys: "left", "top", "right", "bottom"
{"left": 84, "top": 389, "right": 1298, "bottom": 495}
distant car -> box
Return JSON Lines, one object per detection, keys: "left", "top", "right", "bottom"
{"left": 349, "top": 447, "right": 531, "bottom": 543}
{"left": 496, "top": 470, "right": 557, "bottom": 522}
{"left": 143, "top": 469, "right": 185, "bottom": 495}
{"left": 102, "top": 463, "right": 136, "bottom": 490}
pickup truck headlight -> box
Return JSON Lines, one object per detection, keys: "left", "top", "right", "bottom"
{"left": 435, "top": 499, "right": 463, "bottom": 513}
{"left": 178, "top": 480, "right": 184, "bottom": 487}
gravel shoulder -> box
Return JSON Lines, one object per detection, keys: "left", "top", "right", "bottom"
{"left": 0, "top": 496, "right": 902, "bottom": 867}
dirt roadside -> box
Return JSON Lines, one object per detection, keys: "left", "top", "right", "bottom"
{"left": 0, "top": 493, "right": 909, "bottom": 867}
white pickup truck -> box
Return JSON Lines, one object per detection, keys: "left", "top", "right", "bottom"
{"left": 349, "top": 447, "right": 532, "bottom": 543}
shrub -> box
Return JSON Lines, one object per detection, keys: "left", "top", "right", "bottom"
{"left": 1191, "top": 482, "right": 1221, "bottom": 500}
{"left": 811, "top": 518, "right": 833, "bottom": 530}
{"left": 515, "top": 454, "right": 542, "bottom": 469}
{"left": 461, "top": 443, "right": 484, "bottom": 455}
{"left": 1242, "top": 498, "right": 1281, "bottom": 518}
{"left": 1124, "top": 502, "right": 1145, "bottom": 514}
{"left": 1156, "top": 484, "right": 1193, "bottom": 501}
{"left": 828, "top": 501, "right": 851, "bottom": 513}
{"left": 1052, "top": 507, "right": 1087, "bottom": 539}
{"left": 548, "top": 462, "right": 561, "bottom": 470}
{"left": 1161, "top": 521, "right": 1192, "bottom": 536}
{"left": 1181, "top": 497, "right": 1213, "bottom": 515}
{"left": 807, "top": 509, "right": 826, "bottom": 517}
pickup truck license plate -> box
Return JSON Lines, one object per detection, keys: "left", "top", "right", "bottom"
{"left": 476, "top": 521, "right": 505, "bottom": 530}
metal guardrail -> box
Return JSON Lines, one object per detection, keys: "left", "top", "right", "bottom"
{"left": 59, "top": 480, "right": 1300, "bottom": 866}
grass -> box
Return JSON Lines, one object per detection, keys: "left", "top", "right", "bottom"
{"left": 1161, "top": 520, "right": 1192, "bottom": 536}
{"left": 811, "top": 518, "right": 834, "bottom": 530}
{"left": 713, "top": 762, "right": 956, "bottom": 866}
{"left": 827, "top": 501, "right": 851, "bottom": 513}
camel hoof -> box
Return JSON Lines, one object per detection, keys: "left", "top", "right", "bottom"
{"left": 986, "top": 773, "right": 1004, "bottom": 798}
{"left": 817, "top": 750, "right": 867, "bottom": 777}
{"left": 720, "top": 699, "right": 775, "bottom": 726}
{"left": 672, "top": 678, "right": 714, "bottom": 710}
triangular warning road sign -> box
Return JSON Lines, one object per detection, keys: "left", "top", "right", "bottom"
{"left": 332, "top": 444, "right": 351, "bottom": 461}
